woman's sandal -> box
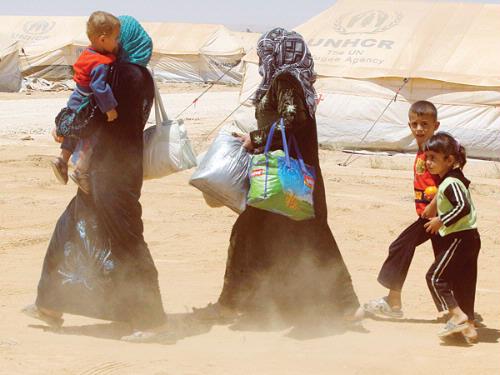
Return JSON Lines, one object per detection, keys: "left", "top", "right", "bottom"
{"left": 21, "top": 304, "right": 64, "bottom": 328}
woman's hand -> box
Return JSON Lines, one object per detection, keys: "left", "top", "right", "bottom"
{"left": 51, "top": 127, "right": 63, "bottom": 143}
{"left": 106, "top": 108, "right": 118, "bottom": 122}
{"left": 240, "top": 134, "right": 253, "bottom": 151}
{"left": 234, "top": 133, "right": 254, "bottom": 151}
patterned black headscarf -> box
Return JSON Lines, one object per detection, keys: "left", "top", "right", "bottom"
{"left": 254, "top": 27, "right": 317, "bottom": 117}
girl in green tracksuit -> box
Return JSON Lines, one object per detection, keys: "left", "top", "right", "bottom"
{"left": 423, "top": 132, "right": 480, "bottom": 343}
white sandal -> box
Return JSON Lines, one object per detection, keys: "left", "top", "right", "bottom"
{"left": 437, "top": 320, "right": 468, "bottom": 338}
{"left": 363, "top": 297, "right": 404, "bottom": 318}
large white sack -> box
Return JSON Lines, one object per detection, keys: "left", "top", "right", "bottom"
{"left": 143, "top": 77, "right": 197, "bottom": 180}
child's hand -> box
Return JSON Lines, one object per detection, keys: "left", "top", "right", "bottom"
{"left": 421, "top": 203, "right": 436, "bottom": 219}
{"left": 106, "top": 109, "right": 118, "bottom": 122}
{"left": 51, "top": 127, "right": 64, "bottom": 143}
{"left": 424, "top": 217, "right": 443, "bottom": 234}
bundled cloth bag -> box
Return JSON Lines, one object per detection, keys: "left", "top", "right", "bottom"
{"left": 190, "top": 130, "right": 251, "bottom": 213}
{"left": 247, "top": 119, "right": 316, "bottom": 221}
{"left": 142, "top": 78, "right": 197, "bottom": 179}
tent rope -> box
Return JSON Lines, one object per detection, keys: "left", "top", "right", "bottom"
{"left": 338, "top": 77, "right": 410, "bottom": 167}
{"left": 204, "top": 91, "right": 256, "bottom": 139}
{"left": 175, "top": 48, "right": 254, "bottom": 120}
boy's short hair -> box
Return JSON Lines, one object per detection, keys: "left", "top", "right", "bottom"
{"left": 87, "top": 11, "right": 120, "bottom": 40}
{"left": 409, "top": 100, "right": 438, "bottom": 121}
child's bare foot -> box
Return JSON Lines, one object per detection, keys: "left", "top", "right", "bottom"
{"left": 449, "top": 312, "right": 469, "bottom": 326}
{"left": 462, "top": 321, "right": 478, "bottom": 344}
{"left": 70, "top": 170, "right": 91, "bottom": 194}
{"left": 386, "top": 290, "right": 402, "bottom": 311}
{"left": 50, "top": 157, "right": 68, "bottom": 184}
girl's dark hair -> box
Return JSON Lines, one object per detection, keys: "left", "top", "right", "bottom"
{"left": 424, "top": 132, "right": 467, "bottom": 168}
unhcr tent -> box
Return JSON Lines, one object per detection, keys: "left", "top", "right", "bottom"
{"left": 144, "top": 22, "right": 245, "bottom": 84}
{"left": 238, "top": 0, "right": 500, "bottom": 160}
{"left": 0, "top": 16, "right": 249, "bottom": 84}
{"left": 0, "top": 34, "right": 22, "bottom": 91}
{"left": 0, "top": 16, "right": 87, "bottom": 80}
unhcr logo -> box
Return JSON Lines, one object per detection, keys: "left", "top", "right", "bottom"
{"left": 333, "top": 10, "right": 402, "bottom": 35}
{"left": 23, "top": 20, "right": 56, "bottom": 35}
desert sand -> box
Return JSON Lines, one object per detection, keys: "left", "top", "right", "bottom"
{"left": 0, "top": 86, "right": 499, "bottom": 375}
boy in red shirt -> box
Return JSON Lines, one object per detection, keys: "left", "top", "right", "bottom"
{"left": 364, "top": 101, "right": 441, "bottom": 317}
{"left": 51, "top": 11, "right": 120, "bottom": 193}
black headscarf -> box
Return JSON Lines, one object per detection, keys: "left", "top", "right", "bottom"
{"left": 255, "top": 27, "right": 317, "bottom": 117}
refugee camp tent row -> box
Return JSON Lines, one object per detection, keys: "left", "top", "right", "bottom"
{"left": 0, "top": 15, "right": 258, "bottom": 85}
{"left": 237, "top": 0, "right": 500, "bottom": 160}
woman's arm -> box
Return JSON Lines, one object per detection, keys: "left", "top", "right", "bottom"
{"left": 249, "top": 74, "right": 310, "bottom": 150}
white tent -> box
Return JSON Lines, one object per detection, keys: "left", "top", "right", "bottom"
{"left": 0, "top": 16, "right": 249, "bottom": 84}
{"left": 238, "top": 0, "right": 500, "bottom": 160}
{"left": 230, "top": 31, "right": 261, "bottom": 80}
{"left": 0, "top": 16, "right": 87, "bottom": 80}
{"left": 144, "top": 22, "right": 246, "bottom": 84}
{"left": 0, "top": 34, "right": 21, "bottom": 92}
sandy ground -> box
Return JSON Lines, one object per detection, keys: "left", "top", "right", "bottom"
{"left": 0, "top": 87, "right": 499, "bottom": 375}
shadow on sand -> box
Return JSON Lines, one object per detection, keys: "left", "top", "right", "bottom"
{"left": 29, "top": 312, "right": 216, "bottom": 345}
{"left": 28, "top": 308, "right": 368, "bottom": 344}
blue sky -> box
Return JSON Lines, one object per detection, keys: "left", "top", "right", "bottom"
{"left": 1, "top": 0, "right": 499, "bottom": 31}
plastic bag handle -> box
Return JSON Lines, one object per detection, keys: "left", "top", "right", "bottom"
{"left": 150, "top": 69, "right": 169, "bottom": 132}
{"left": 263, "top": 118, "right": 289, "bottom": 165}
{"left": 288, "top": 135, "right": 307, "bottom": 172}
{"left": 261, "top": 118, "right": 289, "bottom": 198}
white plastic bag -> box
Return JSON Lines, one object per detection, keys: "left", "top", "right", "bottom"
{"left": 190, "top": 131, "right": 251, "bottom": 213}
{"left": 143, "top": 78, "right": 197, "bottom": 180}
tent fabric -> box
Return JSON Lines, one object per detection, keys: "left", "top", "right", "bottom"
{"left": 0, "top": 16, "right": 248, "bottom": 84}
{"left": 145, "top": 23, "right": 246, "bottom": 83}
{"left": 244, "top": 0, "right": 500, "bottom": 87}
{"left": 0, "top": 16, "right": 88, "bottom": 80}
{"left": 0, "top": 35, "right": 22, "bottom": 92}
{"left": 230, "top": 31, "right": 261, "bottom": 80}
{"left": 238, "top": 0, "right": 500, "bottom": 160}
